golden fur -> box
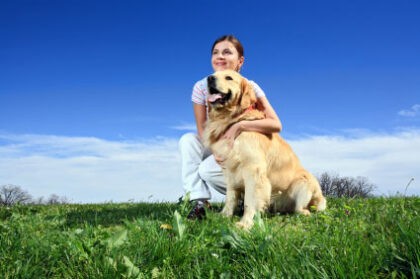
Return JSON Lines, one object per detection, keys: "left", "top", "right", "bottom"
{"left": 203, "top": 70, "right": 326, "bottom": 229}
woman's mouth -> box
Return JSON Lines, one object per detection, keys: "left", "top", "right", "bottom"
{"left": 214, "top": 62, "right": 227, "bottom": 68}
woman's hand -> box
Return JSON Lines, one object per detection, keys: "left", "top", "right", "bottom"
{"left": 214, "top": 123, "right": 243, "bottom": 168}
{"left": 221, "top": 122, "right": 243, "bottom": 146}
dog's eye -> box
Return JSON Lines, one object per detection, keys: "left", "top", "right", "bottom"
{"left": 225, "top": 76, "right": 233, "bottom": 81}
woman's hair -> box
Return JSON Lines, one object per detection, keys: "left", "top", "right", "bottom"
{"left": 211, "top": 35, "right": 244, "bottom": 57}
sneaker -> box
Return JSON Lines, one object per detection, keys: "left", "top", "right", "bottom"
{"left": 187, "top": 200, "right": 212, "bottom": 220}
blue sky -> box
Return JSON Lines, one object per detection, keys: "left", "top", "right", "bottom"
{"left": 1, "top": 0, "right": 419, "bottom": 202}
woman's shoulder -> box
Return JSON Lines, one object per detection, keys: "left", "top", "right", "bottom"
{"left": 246, "top": 78, "right": 265, "bottom": 98}
{"left": 193, "top": 76, "right": 208, "bottom": 89}
{"left": 191, "top": 76, "right": 209, "bottom": 105}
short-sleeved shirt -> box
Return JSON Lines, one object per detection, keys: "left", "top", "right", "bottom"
{"left": 191, "top": 76, "right": 266, "bottom": 106}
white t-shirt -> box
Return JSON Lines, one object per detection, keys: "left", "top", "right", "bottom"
{"left": 191, "top": 76, "right": 266, "bottom": 106}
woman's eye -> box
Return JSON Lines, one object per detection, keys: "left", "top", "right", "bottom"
{"left": 226, "top": 76, "right": 233, "bottom": 80}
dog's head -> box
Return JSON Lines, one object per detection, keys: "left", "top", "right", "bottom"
{"left": 207, "top": 70, "right": 256, "bottom": 113}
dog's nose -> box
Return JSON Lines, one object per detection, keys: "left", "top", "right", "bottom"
{"left": 207, "top": 75, "right": 216, "bottom": 86}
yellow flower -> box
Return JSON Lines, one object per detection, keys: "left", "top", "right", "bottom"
{"left": 160, "top": 223, "right": 173, "bottom": 230}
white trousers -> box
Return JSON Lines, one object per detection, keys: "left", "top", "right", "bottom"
{"left": 179, "top": 133, "right": 226, "bottom": 201}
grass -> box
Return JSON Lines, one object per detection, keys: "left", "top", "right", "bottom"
{"left": 0, "top": 197, "right": 419, "bottom": 278}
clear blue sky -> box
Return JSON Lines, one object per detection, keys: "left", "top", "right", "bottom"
{"left": 2, "top": 0, "right": 419, "bottom": 140}
{"left": 1, "top": 0, "right": 419, "bottom": 201}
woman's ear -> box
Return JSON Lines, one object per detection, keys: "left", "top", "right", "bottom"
{"left": 237, "top": 56, "right": 245, "bottom": 72}
{"left": 240, "top": 78, "right": 256, "bottom": 109}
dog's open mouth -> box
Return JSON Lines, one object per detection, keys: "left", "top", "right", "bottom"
{"left": 208, "top": 86, "right": 232, "bottom": 105}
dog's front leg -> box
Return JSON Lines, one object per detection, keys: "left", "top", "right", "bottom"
{"left": 236, "top": 167, "right": 271, "bottom": 230}
{"left": 236, "top": 187, "right": 257, "bottom": 229}
{"left": 221, "top": 185, "right": 238, "bottom": 217}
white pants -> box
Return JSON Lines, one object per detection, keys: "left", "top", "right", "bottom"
{"left": 179, "top": 133, "right": 226, "bottom": 201}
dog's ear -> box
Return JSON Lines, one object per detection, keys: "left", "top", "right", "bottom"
{"left": 240, "top": 78, "right": 257, "bottom": 109}
{"left": 207, "top": 99, "right": 212, "bottom": 114}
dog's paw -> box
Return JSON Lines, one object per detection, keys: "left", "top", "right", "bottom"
{"left": 235, "top": 217, "right": 254, "bottom": 230}
{"left": 297, "top": 208, "right": 311, "bottom": 216}
{"left": 235, "top": 220, "right": 253, "bottom": 230}
{"left": 220, "top": 207, "right": 234, "bottom": 217}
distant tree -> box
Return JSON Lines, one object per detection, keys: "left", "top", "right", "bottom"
{"left": 46, "top": 194, "right": 69, "bottom": 205}
{"left": 29, "top": 194, "right": 70, "bottom": 205}
{"left": 0, "top": 184, "right": 33, "bottom": 206}
{"left": 33, "top": 196, "right": 45, "bottom": 205}
{"left": 318, "top": 172, "right": 375, "bottom": 198}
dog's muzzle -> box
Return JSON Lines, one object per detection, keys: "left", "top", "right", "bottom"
{"left": 207, "top": 75, "right": 232, "bottom": 105}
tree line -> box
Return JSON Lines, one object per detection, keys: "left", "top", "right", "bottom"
{"left": 0, "top": 184, "right": 69, "bottom": 206}
{"left": 318, "top": 172, "right": 375, "bottom": 198}
{"left": 1, "top": 172, "right": 376, "bottom": 206}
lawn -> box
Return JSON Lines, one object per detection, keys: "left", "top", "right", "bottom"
{"left": 0, "top": 197, "right": 419, "bottom": 278}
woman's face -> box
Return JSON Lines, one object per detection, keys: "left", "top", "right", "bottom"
{"left": 211, "top": 40, "right": 244, "bottom": 72}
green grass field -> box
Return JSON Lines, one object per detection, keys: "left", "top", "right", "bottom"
{"left": 1, "top": 197, "right": 419, "bottom": 278}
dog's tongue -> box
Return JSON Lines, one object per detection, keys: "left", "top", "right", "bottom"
{"left": 208, "top": 93, "right": 222, "bottom": 103}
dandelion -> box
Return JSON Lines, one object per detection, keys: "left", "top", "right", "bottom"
{"left": 160, "top": 223, "right": 173, "bottom": 230}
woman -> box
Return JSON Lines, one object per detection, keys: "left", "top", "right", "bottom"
{"left": 179, "top": 35, "right": 282, "bottom": 219}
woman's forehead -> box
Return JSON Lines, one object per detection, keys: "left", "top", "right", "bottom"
{"left": 214, "top": 41, "right": 235, "bottom": 50}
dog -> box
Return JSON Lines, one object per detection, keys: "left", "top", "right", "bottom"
{"left": 203, "top": 70, "right": 326, "bottom": 229}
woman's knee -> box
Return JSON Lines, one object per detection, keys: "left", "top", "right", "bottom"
{"left": 179, "top": 132, "right": 199, "bottom": 149}
{"left": 198, "top": 159, "right": 226, "bottom": 194}
{"left": 198, "top": 156, "right": 221, "bottom": 182}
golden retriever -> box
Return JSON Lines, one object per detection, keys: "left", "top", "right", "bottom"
{"left": 203, "top": 70, "right": 326, "bottom": 229}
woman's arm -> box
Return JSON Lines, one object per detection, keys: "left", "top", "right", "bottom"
{"left": 222, "top": 96, "right": 282, "bottom": 140}
{"left": 193, "top": 103, "right": 207, "bottom": 139}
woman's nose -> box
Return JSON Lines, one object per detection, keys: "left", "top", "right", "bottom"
{"left": 215, "top": 52, "right": 224, "bottom": 58}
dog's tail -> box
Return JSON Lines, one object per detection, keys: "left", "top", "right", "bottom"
{"left": 313, "top": 195, "right": 327, "bottom": 211}
{"left": 309, "top": 181, "right": 327, "bottom": 211}
{"left": 309, "top": 190, "right": 327, "bottom": 211}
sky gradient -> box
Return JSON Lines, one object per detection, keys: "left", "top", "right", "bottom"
{"left": 1, "top": 0, "right": 419, "bottom": 202}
